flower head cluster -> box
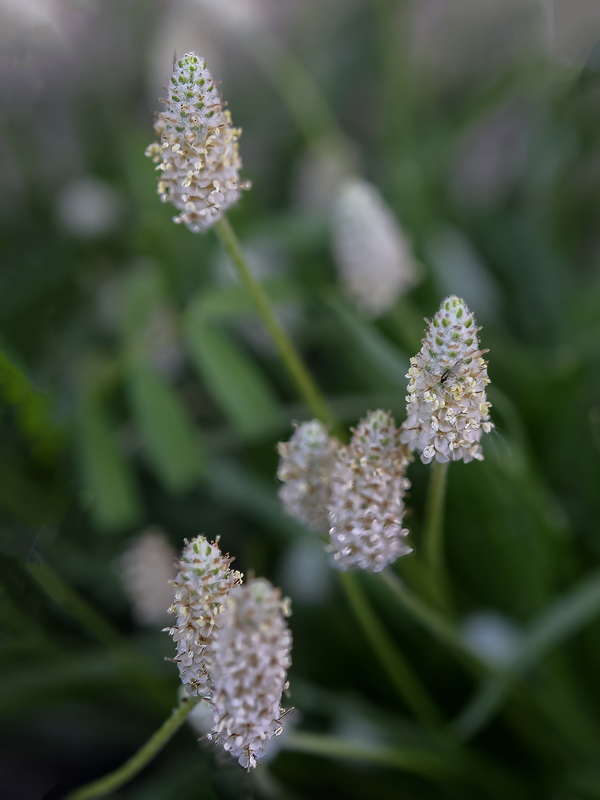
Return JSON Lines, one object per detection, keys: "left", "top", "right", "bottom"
{"left": 146, "top": 52, "right": 247, "bottom": 233}
{"left": 400, "top": 296, "right": 493, "bottom": 464}
{"left": 277, "top": 420, "right": 340, "bottom": 532}
{"left": 328, "top": 410, "right": 413, "bottom": 572}
{"left": 167, "top": 538, "right": 292, "bottom": 769}
{"left": 166, "top": 535, "right": 242, "bottom": 697}
{"left": 209, "top": 579, "right": 292, "bottom": 769}
{"left": 332, "top": 178, "right": 418, "bottom": 317}
{"left": 119, "top": 528, "right": 176, "bottom": 626}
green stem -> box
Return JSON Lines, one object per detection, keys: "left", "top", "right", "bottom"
{"left": 214, "top": 216, "right": 336, "bottom": 427}
{"left": 378, "top": 570, "right": 486, "bottom": 683}
{"left": 65, "top": 697, "right": 201, "bottom": 800}
{"left": 423, "top": 461, "right": 450, "bottom": 609}
{"left": 283, "top": 731, "right": 455, "bottom": 781}
{"left": 338, "top": 571, "right": 445, "bottom": 730}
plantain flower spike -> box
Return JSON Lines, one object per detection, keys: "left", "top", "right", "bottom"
{"left": 166, "top": 535, "right": 242, "bottom": 697}
{"left": 400, "top": 296, "right": 493, "bottom": 464}
{"left": 209, "top": 579, "right": 292, "bottom": 769}
{"left": 332, "top": 177, "right": 418, "bottom": 317}
{"left": 277, "top": 420, "right": 340, "bottom": 533}
{"left": 328, "top": 410, "right": 413, "bottom": 572}
{"left": 146, "top": 52, "right": 247, "bottom": 233}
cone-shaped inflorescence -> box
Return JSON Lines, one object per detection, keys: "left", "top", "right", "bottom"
{"left": 277, "top": 420, "right": 340, "bottom": 533}
{"left": 327, "top": 410, "right": 413, "bottom": 572}
{"left": 146, "top": 52, "right": 247, "bottom": 233}
{"left": 209, "top": 579, "right": 292, "bottom": 769}
{"left": 400, "top": 296, "right": 493, "bottom": 464}
{"left": 332, "top": 177, "right": 418, "bottom": 317}
{"left": 166, "top": 535, "right": 242, "bottom": 697}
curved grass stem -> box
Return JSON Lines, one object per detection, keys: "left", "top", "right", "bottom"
{"left": 214, "top": 217, "right": 336, "bottom": 428}
{"left": 65, "top": 697, "right": 201, "bottom": 800}
{"left": 338, "top": 571, "right": 445, "bottom": 731}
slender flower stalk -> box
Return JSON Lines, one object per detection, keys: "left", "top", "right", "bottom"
{"left": 422, "top": 460, "right": 452, "bottom": 609}
{"left": 277, "top": 419, "right": 340, "bottom": 532}
{"left": 378, "top": 570, "right": 479, "bottom": 671}
{"left": 214, "top": 216, "right": 337, "bottom": 426}
{"left": 65, "top": 697, "right": 201, "bottom": 800}
{"left": 338, "top": 571, "right": 444, "bottom": 730}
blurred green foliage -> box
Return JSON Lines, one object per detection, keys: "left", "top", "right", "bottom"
{"left": 1, "top": 1, "right": 600, "bottom": 798}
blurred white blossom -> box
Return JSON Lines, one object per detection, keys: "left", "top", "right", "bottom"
{"left": 56, "top": 177, "right": 122, "bottom": 239}
{"left": 332, "top": 178, "right": 418, "bottom": 317}
{"left": 119, "top": 528, "right": 176, "bottom": 626}
{"left": 277, "top": 420, "right": 340, "bottom": 533}
{"left": 461, "top": 610, "right": 522, "bottom": 667}
{"left": 278, "top": 536, "right": 332, "bottom": 606}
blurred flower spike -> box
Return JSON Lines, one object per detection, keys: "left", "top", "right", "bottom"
{"left": 328, "top": 410, "right": 413, "bottom": 572}
{"left": 146, "top": 52, "right": 248, "bottom": 233}
{"left": 332, "top": 178, "right": 419, "bottom": 317}
{"left": 277, "top": 420, "right": 340, "bottom": 533}
{"left": 400, "top": 296, "right": 493, "bottom": 464}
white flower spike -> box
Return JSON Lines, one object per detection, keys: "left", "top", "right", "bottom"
{"left": 166, "top": 535, "right": 242, "bottom": 697}
{"left": 332, "top": 178, "right": 418, "bottom": 317}
{"left": 210, "top": 579, "right": 292, "bottom": 769}
{"left": 146, "top": 52, "right": 247, "bottom": 233}
{"left": 277, "top": 420, "right": 340, "bottom": 533}
{"left": 400, "top": 296, "right": 493, "bottom": 464}
{"left": 327, "top": 410, "right": 413, "bottom": 572}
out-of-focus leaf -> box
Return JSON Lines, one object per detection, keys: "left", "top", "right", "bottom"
{"left": 326, "top": 295, "right": 409, "bottom": 387}
{"left": 121, "top": 265, "right": 166, "bottom": 344}
{"left": 0, "top": 349, "right": 62, "bottom": 459}
{"left": 456, "top": 569, "right": 600, "bottom": 738}
{"left": 77, "top": 400, "right": 141, "bottom": 532}
{"left": 188, "top": 277, "right": 299, "bottom": 323}
{"left": 127, "top": 365, "right": 205, "bottom": 493}
{"left": 183, "top": 314, "right": 280, "bottom": 438}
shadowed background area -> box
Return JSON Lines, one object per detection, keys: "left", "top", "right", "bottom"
{"left": 1, "top": 1, "right": 600, "bottom": 798}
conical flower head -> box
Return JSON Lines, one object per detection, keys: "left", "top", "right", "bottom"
{"left": 327, "top": 410, "right": 413, "bottom": 572}
{"left": 277, "top": 420, "right": 340, "bottom": 532}
{"left": 210, "top": 579, "right": 292, "bottom": 769}
{"left": 332, "top": 178, "right": 418, "bottom": 317}
{"left": 146, "top": 52, "right": 247, "bottom": 233}
{"left": 400, "top": 296, "right": 493, "bottom": 464}
{"left": 166, "top": 535, "right": 242, "bottom": 697}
